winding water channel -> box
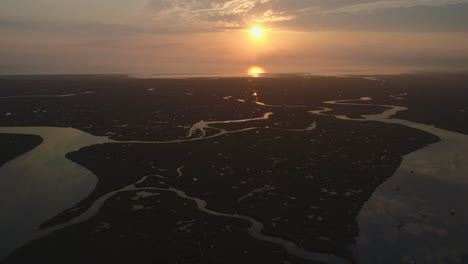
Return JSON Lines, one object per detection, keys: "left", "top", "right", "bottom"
{"left": 1, "top": 95, "right": 467, "bottom": 263}
{"left": 0, "top": 109, "right": 327, "bottom": 262}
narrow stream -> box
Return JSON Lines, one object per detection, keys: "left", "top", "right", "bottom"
{"left": 311, "top": 98, "right": 468, "bottom": 264}
{"left": 36, "top": 174, "right": 348, "bottom": 264}
{"left": 0, "top": 91, "right": 95, "bottom": 99}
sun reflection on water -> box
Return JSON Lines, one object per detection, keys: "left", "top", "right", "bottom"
{"left": 248, "top": 66, "right": 264, "bottom": 77}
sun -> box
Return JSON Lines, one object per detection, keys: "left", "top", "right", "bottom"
{"left": 249, "top": 27, "right": 264, "bottom": 38}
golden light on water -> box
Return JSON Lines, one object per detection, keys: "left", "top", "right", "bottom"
{"left": 249, "top": 27, "right": 264, "bottom": 38}
{"left": 248, "top": 66, "right": 264, "bottom": 77}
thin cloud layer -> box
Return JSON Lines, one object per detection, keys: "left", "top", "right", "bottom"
{"left": 139, "top": 0, "right": 468, "bottom": 31}
{"left": 1, "top": 0, "right": 468, "bottom": 74}
{"left": 1, "top": 0, "right": 468, "bottom": 33}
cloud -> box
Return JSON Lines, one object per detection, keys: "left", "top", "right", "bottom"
{"left": 0, "top": 18, "right": 218, "bottom": 35}
{"left": 143, "top": 0, "right": 262, "bottom": 25}
{"left": 2, "top": 0, "right": 468, "bottom": 34}
{"left": 276, "top": 2, "right": 468, "bottom": 32}
{"left": 139, "top": 0, "right": 468, "bottom": 32}
{"left": 327, "top": 0, "right": 468, "bottom": 13}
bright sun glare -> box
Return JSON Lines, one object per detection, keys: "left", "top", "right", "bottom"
{"left": 248, "top": 66, "right": 264, "bottom": 77}
{"left": 249, "top": 27, "right": 264, "bottom": 38}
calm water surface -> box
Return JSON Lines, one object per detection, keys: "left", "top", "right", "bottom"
{"left": 0, "top": 127, "right": 113, "bottom": 260}
{"left": 312, "top": 99, "right": 468, "bottom": 264}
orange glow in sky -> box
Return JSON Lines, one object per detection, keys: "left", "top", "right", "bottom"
{"left": 2, "top": 1, "right": 468, "bottom": 75}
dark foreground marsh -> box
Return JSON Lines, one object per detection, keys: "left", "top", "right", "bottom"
{"left": 0, "top": 74, "right": 467, "bottom": 263}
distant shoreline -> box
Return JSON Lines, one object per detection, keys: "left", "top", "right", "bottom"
{"left": 1, "top": 70, "right": 468, "bottom": 80}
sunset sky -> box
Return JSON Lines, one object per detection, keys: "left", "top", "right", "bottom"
{"left": 1, "top": 0, "right": 468, "bottom": 75}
